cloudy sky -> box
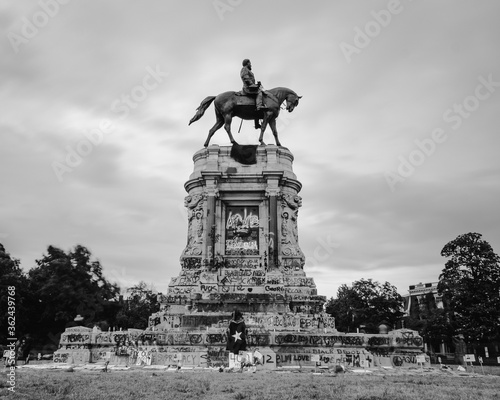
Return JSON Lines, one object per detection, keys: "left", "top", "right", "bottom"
{"left": 2, "top": 0, "right": 499, "bottom": 299}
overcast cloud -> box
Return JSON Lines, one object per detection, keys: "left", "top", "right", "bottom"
{"left": 1, "top": 0, "right": 499, "bottom": 298}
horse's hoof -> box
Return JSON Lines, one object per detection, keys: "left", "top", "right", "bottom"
{"left": 259, "top": 142, "right": 266, "bottom": 146}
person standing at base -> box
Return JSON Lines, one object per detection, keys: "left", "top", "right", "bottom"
{"left": 452, "top": 334, "right": 467, "bottom": 367}
{"left": 226, "top": 309, "right": 247, "bottom": 354}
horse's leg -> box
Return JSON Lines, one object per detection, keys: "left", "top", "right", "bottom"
{"left": 269, "top": 118, "right": 281, "bottom": 147}
{"left": 258, "top": 112, "right": 271, "bottom": 145}
{"left": 204, "top": 110, "right": 224, "bottom": 147}
{"left": 223, "top": 113, "right": 236, "bottom": 144}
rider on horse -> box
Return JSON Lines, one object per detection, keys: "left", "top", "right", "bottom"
{"left": 240, "top": 59, "right": 266, "bottom": 129}
{"left": 188, "top": 63, "right": 301, "bottom": 148}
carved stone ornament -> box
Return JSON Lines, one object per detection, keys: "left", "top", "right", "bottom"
{"left": 280, "top": 193, "right": 304, "bottom": 257}
{"left": 182, "top": 193, "right": 207, "bottom": 256}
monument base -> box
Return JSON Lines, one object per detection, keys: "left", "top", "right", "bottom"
{"left": 54, "top": 324, "right": 429, "bottom": 369}
{"left": 55, "top": 145, "right": 430, "bottom": 369}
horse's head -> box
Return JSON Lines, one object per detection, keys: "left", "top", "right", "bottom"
{"left": 285, "top": 94, "right": 302, "bottom": 112}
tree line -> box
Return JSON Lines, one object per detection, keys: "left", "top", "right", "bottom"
{"left": 0, "top": 244, "right": 159, "bottom": 351}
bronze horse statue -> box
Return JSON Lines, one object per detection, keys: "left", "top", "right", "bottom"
{"left": 189, "top": 87, "right": 302, "bottom": 147}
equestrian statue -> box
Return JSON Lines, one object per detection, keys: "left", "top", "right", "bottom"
{"left": 189, "top": 59, "right": 302, "bottom": 147}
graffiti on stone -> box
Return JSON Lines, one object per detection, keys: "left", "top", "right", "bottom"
{"left": 265, "top": 285, "right": 284, "bottom": 293}
{"left": 274, "top": 334, "right": 309, "bottom": 346}
{"left": 53, "top": 353, "right": 68, "bottom": 363}
{"left": 182, "top": 257, "right": 202, "bottom": 270}
{"left": 338, "top": 336, "right": 364, "bottom": 346}
{"left": 112, "top": 333, "right": 128, "bottom": 346}
{"left": 280, "top": 258, "right": 304, "bottom": 274}
{"left": 179, "top": 352, "right": 202, "bottom": 366}
{"left": 323, "top": 317, "right": 336, "bottom": 330}
{"left": 367, "top": 336, "right": 391, "bottom": 347}
{"left": 225, "top": 206, "right": 259, "bottom": 255}
{"left": 200, "top": 284, "right": 218, "bottom": 293}
{"left": 199, "top": 272, "right": 218, "bottom": 284}
{"left": 168, "top": 286, "right": 194, "bottom": 295}
{"left": 276, "top": 353, "right": 311, "bottom": 366}
{"left": 205, "top": 333, "right": 226, "bottom": 345}
{"left": 62, "top": 334, "right": 91, "bottom": 343}
{"left": 91, "top": 349, "right": 109, "bottom": 362}
{"left": 283, "top": 277, "right": 314, "bottom": 286}
{"left": 165, "top": 332, "right": 190, "bottom": 346}
{"left": 171, "top": 274, "right": 201, "bottom": 286}
{"left": 266, "top": 275, "right": 284, "bottom": 285}
{"left": 224, "top": 258, "right": 260, "bottom": 269}
{"left": 299, "top": 317, "right": 320, "bottom": 329}
{"left": 64, "top": 344, "right": 88, "bottom": 350}
{"left": 205, "top": 347, "right": 227, "bottom": 366}
{"left": 219, "top": 284, "right": 252, "bottom": 293}
{"left": 391, "top": 354, "right": 428, "bottom": 367}
{"left": 160, "top": 314, "right": 181, "bottom": 329}
{"left": 181, "top": 315, "right": 229, "bottom": 328}
{"left": 189, "top": 334, "right": 203, "bottom": 345}
{"left": 247, "top": 334, "right": 270, "bottom": 347}
{"left": 136, "top": 350, "right": 152, "bottom": 366}
{"left": 220, "top": 275, "right": 265, "bottom": 286}
{"left": 395, "top": 331, "right": 423, "bottom": 347}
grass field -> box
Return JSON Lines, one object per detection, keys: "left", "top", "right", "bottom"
{"left": 2, "top": 366, "right": 500, "bottom": 400}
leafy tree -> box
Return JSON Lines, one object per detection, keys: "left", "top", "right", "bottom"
{"left": 28, "top": 245, "right": 120, "bottom": 346}
{"left": 437, "top": 232, "right": 500, "bottom": 342}
{"left": 115, "top": 281, "right": 160, "bottom": 329}
{"left": 0, "top": 244, "right": 32, "bottom": 344}
{"left": 424, "top": 308, "right": 454, "bottom": 348}
{"left": 325, "top": 278, "right": 404, "bottom": 333}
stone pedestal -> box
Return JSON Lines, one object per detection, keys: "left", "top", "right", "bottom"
{"left": 162, "top": 145, "right": 325, "bottom": 317}
{"left": 144, "top": 145, "right": 334, "bottom": 367}
{"left": 56, "top": 145, "right": 428, "bottom": 369}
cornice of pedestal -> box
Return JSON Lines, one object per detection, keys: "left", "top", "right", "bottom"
{"left": 184, "top": 177, "right": 205, "bottom": 193}
{"left": 279, "top": 177, "right": 302, "bottom": 193}
{"left": 186, "top": 145, "right": 300, "bottom": 193}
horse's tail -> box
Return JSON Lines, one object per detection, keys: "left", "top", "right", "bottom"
{"left": 188, "top": 96, "right": 216, "bottom": 125}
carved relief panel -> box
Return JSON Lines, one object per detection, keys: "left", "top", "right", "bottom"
{"left": 181, "top": 193, "right": 207, "bottom": 257}
{"left": 280, "top": 193, "right": 304, "bottom": 259}
{"left": 225, "top": 205, "right": 260, "bottom": 255}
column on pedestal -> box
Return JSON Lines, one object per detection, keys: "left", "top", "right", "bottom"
{"left": 265, "top": 178, "right": 281, "bottom": 270}
{"left": 201, "top": 174, "right": 220, "bottom": 268}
